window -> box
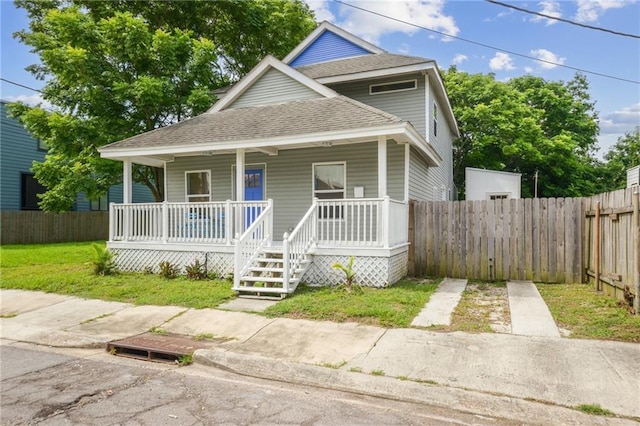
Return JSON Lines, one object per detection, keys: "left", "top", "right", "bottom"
{"left": 21, "top": 173, "right": 46, "bottom": 210}
{"left": 489, "top": 193, "right": 510, "bottom": 200}
{"left": 433, "top": 102, "right": 438, "bottom": 137}
{"left": 370, "top": 79, "right": 417, "bottom": 95}
{"left": 314, "top": 163, "right": 345, "bottom": 218}
{"left": 185, "top": 171, "right": 211, "bottom": 202}
{"left": 90, "top": 194, "right": 108, "bottom": 211}
{"left": 37, "top": 138, "right": 48, "bottom": 151}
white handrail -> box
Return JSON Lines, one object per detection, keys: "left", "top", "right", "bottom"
{"left": 233, "top": 200, "right": 273, "bottom": 290}
{"left": 282, "top": 200, "right": 318, "bottom": 292}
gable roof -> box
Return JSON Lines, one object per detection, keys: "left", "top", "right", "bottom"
{"left": 295, "top": 53, "right": 433, "bottom": 80}
{"left": 283, "top": 21, "right": 385, "bottom": 66}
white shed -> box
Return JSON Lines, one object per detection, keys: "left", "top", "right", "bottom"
{"left": 465, "top": 167, "right": 521, "bottom": 201}
{"left": 627, "top": 165, "right": 639, "bottom": 188}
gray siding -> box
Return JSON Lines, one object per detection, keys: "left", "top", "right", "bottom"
{"left": 0, "top": 102, "right": 47, "bottom": 211}
{"left": 166, "top": 141, "right": 405, "bottom": 238}
{"left": 229, "top": 68, "right": 322, "bottom": 109}
{"left": 426, "top": 87, "right": 455, "bottom": 199}
{"left": 329, "top": 75, "right": 426, "bottom": 137}
{"left": 75, "top": 184, "right": 154, "bottom": 210}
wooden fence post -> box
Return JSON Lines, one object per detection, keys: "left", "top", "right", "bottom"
{"left": 633, "top": 190, "right": 639, "bottom": 314}
{"left": 408, "top": 199, "right": 415, "bottom": 276}
{"left": 594, "top": 201, "right": 600, "bottom": 291}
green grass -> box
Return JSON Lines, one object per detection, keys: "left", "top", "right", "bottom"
{"left": 0, "top": 241, "right": 236, "bottom": 309}
{"left": 537, "top": 283, "right": 640, "bottom": 343}
{"left": 575, "top": 404, "right": 615, "bottom": 416}
{"left": 263, "top": 279, "right": 440, "bottom": 328}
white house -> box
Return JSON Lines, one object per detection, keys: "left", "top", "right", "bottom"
{"left": 628, "top": 166, "right": 639, "bottom": 188}
{"left": 465, "top": 167, "right": 521, "bottom": 201}
{"left": 98, "top": 22, "right": 459, "bottom": 298}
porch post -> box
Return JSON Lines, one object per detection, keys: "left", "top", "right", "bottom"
{"left": 123, "top": 159, "right": 132, "bottom": 204}
{"left": 378, "top": 136, "right": 387, "bottom": 198}
{"left": 235, "top": 148, "right": 245, "bottom": 202}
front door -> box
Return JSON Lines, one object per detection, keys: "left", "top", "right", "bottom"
{"left": 244, "top": 169, "right": 263, "bottom": 228}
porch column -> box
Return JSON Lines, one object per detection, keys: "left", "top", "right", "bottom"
{"left": 123, "top": 159, "right": 132, "bottom": 203}
{"left": 235, "top": 148, "right": 245, "bottom": 201}
{"left": 378, "top": 136, "right": 387, "bottom": 198}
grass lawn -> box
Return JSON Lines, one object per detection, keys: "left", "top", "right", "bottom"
{"left": 0, "top": 242, "right": 236, "bottom": 308}
{"left": 263, "top": 278, "right": 440, "bottom": 328}
{"left": 537, "top": 283, "right": 640, "bottom": 343}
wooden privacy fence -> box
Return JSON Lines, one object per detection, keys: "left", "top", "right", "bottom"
{"left": 409, "top": 197, "right": 584, "bottom": 283}
{"left": 0, "top": 211, "right": 109, "bottom": 244}
{"left": 584, "top": 188, "right": 640, "bottom": 305}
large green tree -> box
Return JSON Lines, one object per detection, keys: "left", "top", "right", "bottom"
{"left": 443, "top": 67, "right": 602, "bottom": 198}
{"left": 11, "top": 0, "right": 316, "bottom": 211}
{"left": 602, "top": 127, "right": 640, "bottom": 190}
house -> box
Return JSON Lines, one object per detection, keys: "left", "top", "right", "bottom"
{"left": 0, "top": 100, "right": 153, "bottom": 212}
{"left": 628, "top": 165, "right": 639, "bottom": 188}
{"left": 98, "top": 22, "right": 459, "bottom": 297}
{"left": 465, "top": 167, "right": 521, "bottom": 201}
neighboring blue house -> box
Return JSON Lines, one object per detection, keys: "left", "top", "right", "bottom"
{"left": 1, "top": 100, "right": 153, "bottom": 212}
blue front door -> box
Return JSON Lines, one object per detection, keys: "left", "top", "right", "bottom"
{"left": 244, "top": 169, "right": 263, "bottom": 228}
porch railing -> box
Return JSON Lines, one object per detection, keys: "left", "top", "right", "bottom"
{"left": 315, "top": 196, "right": 407, "bottom": 247}
{"left": 282, "top": 201, "right": 318, "bottom": 292}
{"left": 109, "top": 200, "right": 270, "bottom": 244}
{"left": 233, "top": 200, "right": 274, "bottom": 290}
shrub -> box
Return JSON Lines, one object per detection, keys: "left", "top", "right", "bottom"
{"left": 158, "top": 261, "right": 180, "bottom": 279}
{"left": 92, "top": 244, "right": 117, "bottom": 276}
{"left": 185, "top": 259, "right": 207, "bottom": 280}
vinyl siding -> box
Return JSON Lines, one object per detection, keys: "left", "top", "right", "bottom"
{"left": 228, "top": 68, "right": 322, "bottom": 109}
{"left": 329, "top": 76, "right": 426, "bottom": 137}
{"left": 75, "top": 184, "right": 154, "bottom": 211}
{"left": 426, "top": 87, "right": 455, "bottom": 199}
{"left": 0, "top": 102, "right": 47, "bottom": 211}
{"left": 290, "top": 31, "right": 371, "bottom": 67}
{"left": 166, "top": 141, "right": 405, "bottom": 239}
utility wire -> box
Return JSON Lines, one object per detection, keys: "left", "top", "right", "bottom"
{"left": 334, "top": 0, "right": 640, "bottom": 85}
{"left": 486, "top": 0, "right": 640, "bottom": 39}
{"left": 0, "top": 77, "right": 43, "bottom": 93}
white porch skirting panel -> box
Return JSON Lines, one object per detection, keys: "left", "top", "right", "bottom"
{"left": 303, "top": 246, "right": 408, "bottom": 288}
{"left": 110, "top": 248, "right": 234, "bottom": 276}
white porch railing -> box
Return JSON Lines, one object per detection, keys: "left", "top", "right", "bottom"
{"left": 233, "top": 200, "right": 274, "bottom": 290}
{"left": 109, "top": 200, "right": 270, "bottom": 244}
{"left": 315, "top": 196, "right": 408, "bottom": 248}
{"left": 282, "top": 201, "right": 318, "bottom": 292}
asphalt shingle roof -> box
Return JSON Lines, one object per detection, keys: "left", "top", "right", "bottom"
{"left": 101, "top": 96, "right": 403, "bottom": 151}
{"left": 295, "top": 53, "right": 433, "bottom": 79}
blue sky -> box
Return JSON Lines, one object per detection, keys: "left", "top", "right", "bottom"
{"left": 2, "top": 0, "right": 639, "bottom": 157}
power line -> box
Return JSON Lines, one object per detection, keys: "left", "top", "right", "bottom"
{"left": 0, "top": 77, "right": 43, "bottom": 93}
{"left": 486, "top": 0, "right": 640, "bottom": 39}
{"left": 334, "top": 0, "right": 640, "bottom": 85}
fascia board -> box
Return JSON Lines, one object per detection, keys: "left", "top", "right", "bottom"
{"left": 207, "top": 56, "right": 337, "bottom": 114}
{"left": 99, "top": 123, "right": 413, "bottom": 159}
{"left": 425, "top": 67, "right": 461, "bottom": 137}
{"left": 314, "top": 62, "right": 434, "bottom": 84}
{"left": 282, "top": 21, "right": 384, "bottom": 65}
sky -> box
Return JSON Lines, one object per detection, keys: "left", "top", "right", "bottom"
{"left": 1, "top": 0, "right": 639, "bottom": 158}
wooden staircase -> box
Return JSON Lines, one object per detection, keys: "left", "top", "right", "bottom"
{"left": 236, "top": 246, "right": 311, "bottom": 299}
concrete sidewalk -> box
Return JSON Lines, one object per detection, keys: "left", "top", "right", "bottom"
{"left": 1, "top": 289, "right": 639, "bottom": 422}
{"left": 508, "top": 280, "right": 561, "bottom": 337}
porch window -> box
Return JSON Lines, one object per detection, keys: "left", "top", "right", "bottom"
{"left": 313, "top": 162, "right": 345, "bottom": 219}
{"left": 185, "top": 170, "right": 211, "bottom": 202}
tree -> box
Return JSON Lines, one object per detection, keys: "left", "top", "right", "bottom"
{"left": 11, "top": 0, "right": 316, "bottom": 211}
{"left": 602, "top": 127, "right": 640, "bottom": 190}
{"left": 442, "top": 67, "right": 602, "bottom": 198}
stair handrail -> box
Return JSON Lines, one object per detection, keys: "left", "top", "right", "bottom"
{"left": 282, "top": 199, "right": 318, "bottom": 292}
{"left": 233, "top": 200, "right": 273, "bottom": 290}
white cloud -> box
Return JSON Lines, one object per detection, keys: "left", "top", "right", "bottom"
{"left": 489, "top": 52, "right": 515, "bottom": 71}
{"left": 309, "top": 0, "right": 459, "bottom": 45}
{"left": 452, "top": 54, "right": 468, "bottom": 65}
{"left": 574, "top": 0, "right": 636, "bottom": 22}
{"left": 531, "top": 1, "right": 562, "bottom": 25}
{"left": 4, "top": 93, "right": 51, "bottom": 109}
{"left": 524, "top": 66, "right": 534, "bottom": 73}
{"left": 599, "top": 103, "right": 640, "bottom": 134}
{"left": 305, "top": 0, "right": 335, "bottom": 22}
{"left": 529, "top": 48, "right": 565, "bottom": 69}
{"left": 398, "top": 43, "right": 411, "bottom": 54}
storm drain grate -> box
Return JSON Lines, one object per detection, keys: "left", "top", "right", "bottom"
{"left": 107, "top": 333, "right": 212, "bottom": 364}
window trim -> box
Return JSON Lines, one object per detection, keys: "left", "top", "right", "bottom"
{"left": 369, "top": 79, "right": 417, "bottom": 95}
{"left": 184, "top": 170, "right": 212, "bottom": 202}
{"left": 37, "top": 138, "right": 48, "bottom": 152}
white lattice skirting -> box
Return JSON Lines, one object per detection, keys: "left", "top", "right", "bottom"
{"left": 303, "top": 248, "right": 408, "bottom": 288}
{"left": 111, "top": 248, "right": 234, "bottom": 276}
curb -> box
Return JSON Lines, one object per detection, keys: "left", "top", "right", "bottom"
{"left": 194, "top": 348, "right": 635, "bottom": 426}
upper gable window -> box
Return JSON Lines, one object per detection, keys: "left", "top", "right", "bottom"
{"left": 369, "top": 79, "right": 417, "bottom": 95}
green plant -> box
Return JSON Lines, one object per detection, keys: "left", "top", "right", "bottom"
{"left": 319, "top": 360, "right": 346, "bottom": 369}
{"left": 348, "top": 367, "right": 363, "bottom": 373}
{"left": 225, "top": 272, "right": 234, "bottom": 283}
{"left": 185, "top": 259, "right": 207, "bottom": 280}
{"left": 158, "top": 261, "right": 180, "bottom": 279}
{"left": 176, "top": 354, "right": 193, "bottom": 366}
{"left": 207, "top": 270, "right": 219, "bottom": 280}
{"left": 148, "top": 326, "right": 167, "bottom": 335}
{"left": 575, "top": 404, "right": 614, "bottom": 416}
{"left": 332, "top": 256, "right": 359, "bottom": 293}
{"left": 142, "top": 266, "right": 154, "bottom": 275}
{"left": 370, "top": 369, "right": 385, "bottom": 376}
{"left": 194, "top": 333, "right": 214, "bottom": 341}
{"left": 0, "top": 313, "right": 17, "bottom": 318}
{"left": 92, "top": 243, "right": 117, "bottom": 276}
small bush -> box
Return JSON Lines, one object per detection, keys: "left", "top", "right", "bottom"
{"left": 332, "top": 256, "right": 360, "bottom": 293}
{"left": 185, "top": 259, "right": 207, "bottom": 280}
{"left": 158, "top": 261, "right": 180, "bottom": 279}
{"left": 92, "top": 244, "right": 117, "bottom": 276}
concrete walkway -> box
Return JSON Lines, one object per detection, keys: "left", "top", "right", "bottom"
{"left": 507, "top": 280, "right": 561, "bottom": 337}
{"left": 411, "top": 278, "right": 467, "bottom": 327}
{"left": 1, "top": 289, "right": 639, "bottom": 421}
